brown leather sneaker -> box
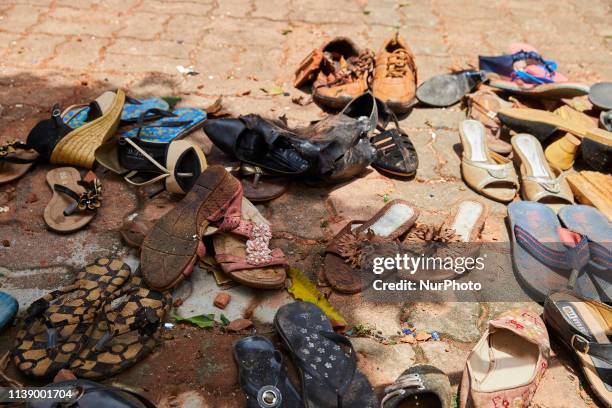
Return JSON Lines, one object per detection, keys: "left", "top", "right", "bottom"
{"left": 307, "top": 37, "right": 374, "bottom": 110}
{"left": 372, "top": 33, "right": 417, "bottom": 114}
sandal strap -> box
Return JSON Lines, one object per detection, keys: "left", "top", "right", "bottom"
{"left": 216, "top": 248, "right": 287, "bottom": 273}
{"left": 133, "top": 108, "right": 191, "bottom": 138}
{"left": 380, "top": 373, "right": 425, "bottom": 406}
{"left": 0, "top": 140, "right": 35, "bottom": 164}
{"left": 293, "top": 331, "right": 357, "bottom": 408}
{"left": 571, "top": 334, "right": 612, "bottom": 365}
{"left": 53, "top": 178, "right": 102, "bottom": 216}
{"left": 514, "top": 225, "right": 590, "bottom": 272}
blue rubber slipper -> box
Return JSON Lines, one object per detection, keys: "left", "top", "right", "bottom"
{"left": 508, "top": 201, "right": 593, "bottom": 302}
{"left": 0, "top": 291, "right": 18, "bottom": 331}
{"left": 558, "top": 205, "right": 611, "bottom": 302}
{"left": 120, "top": 107, "right": 207, "bottom": 143}
{"left": 63, "top": 97, "right": 170, "bottom": 128}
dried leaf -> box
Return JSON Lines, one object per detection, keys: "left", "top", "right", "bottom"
{"left": 261, "top": 85, "right": 285, "bottom": 96}
{"left": 399, "top": 335, "right": 416, "bottom": 344}
{"left": 415, "top": 332, "right": 431, "bottom": 342}
{"left": 291, "top": 95, "right": 312, "bottom": 106}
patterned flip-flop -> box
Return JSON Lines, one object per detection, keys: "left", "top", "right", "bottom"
{"left": 63, "top": 97, "right": 170, "bottom": 128}
{"left": 12, "top": 258, "right": 131, "bottom": 378}
{"left": 69, "top": 276, "right": 170, "bottom": 379}
{"left": 120, "top": 107, "right": 207, "bottom": 143}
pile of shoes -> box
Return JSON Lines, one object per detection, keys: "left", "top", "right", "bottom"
{"left": 294, "top": 33, "right": 417, "bottom": 114}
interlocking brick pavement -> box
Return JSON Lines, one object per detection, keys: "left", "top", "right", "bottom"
{"left": 0, "top": 1, "right": 610, "bottom": 407}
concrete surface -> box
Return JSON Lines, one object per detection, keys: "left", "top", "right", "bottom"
{"left": 0, "top": 0, "right": 610, "bottom": 407}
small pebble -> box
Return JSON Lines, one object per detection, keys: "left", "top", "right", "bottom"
{"left": 226, "top": 318, "right": 253, "bottom": 332}
{"left": 214, "top": 292, "right": 231, "bottom": 309}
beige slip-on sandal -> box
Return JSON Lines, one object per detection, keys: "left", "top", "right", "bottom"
{"left": 459, "top": 119, "right": 519, "bottom": 202}
{"left": 511, "top": 133, "right": 573, "bottom": 211}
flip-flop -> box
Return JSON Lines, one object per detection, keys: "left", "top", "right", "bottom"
{"left": 381, "top": 364, "right": 451, "bottom": 408}
{"left": 543, "top": 290, "right": 611, "bottom": 408}
{"left": 508, "top": 201, "right": 592, "bottom": 302}
{"left": 232, "top": 163, "right": 289, "bottom": 202}
{"left": 140, "top": 165, "right": 242, "bottom": 291}
{"left": 0, "top": 140, "right": 38, "bottom": 185}
{"left": 30, "top": 379, "right": 156, "bottom": 408}
{"left": 415, "top": 70, "right": 486, "bottom": 107}
{"left": 27, "top": 90, "right": 125, "bottom": 169}
{"left": 274, "top": 302, "right": 378, "bottom": 408}
{"left": 459, "top": 120, "right": 519, "bottom": 202}
{"left": 43, "top": 167, "right": 102, "bottom": 233}
{"left": 12, "top": 258, "right": 131, "bottom": 378}
{"left": 487, "top": 76, "right": 590, "bottom": 99}
{"left": 213, "top": 198, "right": 288, "bottom": 289}
{"left": 0, "top": 292, "right": 18, "bottom": 331}
{"left": 589, "top": 82, "right": 612, "bottom": 111}
{"left": 234, "top": 336, "right": 304, "bottom": 408}
{"left": 69, "top": 276, "right": 170, "bottom": 379}
{"left": 558, "top": 205, "right": 611, "bottom": 302}
{"left": 324, "top": 199, "right": 419, "bottom": 294}
{"left": 62, "top": 96, "right": 170, "bottom": 128}
{"left": 566, "top": 171, "right": 612, "bottom": 221}
{"left": 120, "top": 107, "right": 207, "bottom": 143}
{"left": 511, "top": 133, "right": 574, "bottom": 211}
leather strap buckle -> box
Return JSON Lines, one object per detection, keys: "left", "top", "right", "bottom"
{"left": 571, "top": 334, "right": 590, "bottom": 354}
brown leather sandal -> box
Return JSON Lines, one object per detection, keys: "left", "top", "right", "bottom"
{"left": 0, "top": 140, "right": 38, "bottom": 185}
{"left": 324, "top": 199, "right": 419, "bottom": 293}
{"left": 140, "top": 165, "right": 241, "bottom": 291}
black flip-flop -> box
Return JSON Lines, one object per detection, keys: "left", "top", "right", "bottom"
{"left": 274, "top": 302, "right": 378, "bottom": 408}
{"left": 415, "top": 70, "right": 486, "bottom": 107}
{"left": 29, "top": 379, "right": 155, "bottom": 408}
{"left": 234, "top": 336, "right": 303, "bottom": 408}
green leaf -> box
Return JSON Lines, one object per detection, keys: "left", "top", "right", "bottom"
{"left": 261, "top": 85, "right": 284, "bottom": 96}
{"left": 220, "top": 314, "right": 230, "bottom": 326}
{"left": 383, "top": 194, "right": 389, "bottom": 203}
{"left": 173, "top": 313, "right": 215, "bottom": 328}
{"left": 162, "top": 96, "right": 182, "bottom": 110}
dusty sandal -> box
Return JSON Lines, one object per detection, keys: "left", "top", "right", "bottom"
{"left": 140, "top": 165, "right": 241, "bottom": 291}
{"left": 12, "top": 258, "right": 131, "bottom": 378}
{"left": 213, "top": 198, "right": 288, "bottom": 289}
{"left": 232, "top": 163, "right": 289, "bottom": 202}
{"left": 381, "top": 364, "right": 451, "bottom": 408}
{"left": 0, "top": 140, "right": 38, "bottom": 185}
{"left": 43, "top": 167, "right": 101, "bottom": 233}
{"left": 459, "top": 120, "right": 519, "bottom": 202}
{"left": 324, "top": 199, "right": 419, "bottom": 293}
{"left": 234, "top": 336, "right": 303, "bottom": 408}
{"left": 69, "top": 276, "right": 170, "bottom": 380}
{"left": 274, "top": 302, "right": 378, "bottom": 408}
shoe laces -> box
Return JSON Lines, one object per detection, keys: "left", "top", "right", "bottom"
{"left": 326, "top": 49, "right": 375, "bottom": 87}
{"left": 386, "top": 48, "right": 412, "bottom": 78}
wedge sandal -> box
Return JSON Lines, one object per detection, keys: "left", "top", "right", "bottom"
{"left": 213, "top": 198, "right": 288, "bottom": 289}
{"left": 324, "top": 199, "right": 419, "bottom": 293}
{"left": 234, "top": 336, "right": 303, "bottom": 408}
{"left": 63, "top": 96, "right": 170, "bottom": 127}
{"left": 69, "top": 276, "right": 170, "bottom": 379}
{"left": 544, "top": 290, "right": 611, "bottom": 407}
{"left": 508, "top": 201, "right": 595, "bottom": 301}
{"left": 140, "top": 165, "right": 242, "bottom": 291}
{"left": 459, "top": 120, "right": 519, "bottom": 202}
{"left": 0, "top": 140, "right": 38, "bottom": 185}
{"left": 511, "top": 133, "right": 573, "bottom": 210}
{"left": 12, "top": 258, "right": 131, "bottom": 378}
{"left": 566, "top": 171, "right": 612, "bottom": 221}
{"left": 459, "top": 308, "right": 549, "bottom": 408}
{"left": 27, "top": 90, "right": 125, "bottom": 169}
{"left": 274, "top": 302, "right": 378, "bottom": 408}
{"left": 43, "top": 167, "right": 101, "bottom": 233}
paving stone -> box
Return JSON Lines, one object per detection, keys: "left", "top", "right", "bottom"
{"left": 531, "top": 355, "right": 590, "bottom": 408}
{"left": 352, "top": 338, "right": 416, "bottom": 388}
{"left": 420, "top": 340, "right": 469, "bottom": 386}
{"left": 404, "top": 302, "right": 482, "bottom": 342}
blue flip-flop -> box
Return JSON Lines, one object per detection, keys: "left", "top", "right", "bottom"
{"left": 0, "top": 291, "right": 18, "bottom": 331}
{"left": 558, "top": 205, "right": 611, "bottom": 302}
{"left": 120, "top": 107, "right": 207, "bottom": 143}
{"left": 63, "top": 97, "right": 170, "bottom": 128}
{"left": 508, "top": 201, "right": 592, "bottom": 302}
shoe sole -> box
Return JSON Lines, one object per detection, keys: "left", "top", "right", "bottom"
{"left": 141, "top": 166, "right": 241, "bottom": 291}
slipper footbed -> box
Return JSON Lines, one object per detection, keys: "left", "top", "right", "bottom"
{"left": 43, "top": 167, "right": 95, "bottom": 233}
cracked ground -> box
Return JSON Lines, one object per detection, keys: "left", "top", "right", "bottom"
{"left": 0, "top": 0, "right": 610, "bottom": 407}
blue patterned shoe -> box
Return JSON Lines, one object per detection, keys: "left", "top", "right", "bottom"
{"left": 0, "top": 291, "right": 18, "bottom": 330}
{"left": 63, "top": 97, "right": 170, "bottom": 128}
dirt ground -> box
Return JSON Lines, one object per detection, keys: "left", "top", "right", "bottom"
{"left": 0, "top": 0, "right": 610, "bottom": 407}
